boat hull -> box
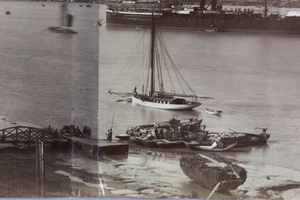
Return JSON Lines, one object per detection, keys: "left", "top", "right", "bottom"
{"left": 132, "top": 95, "right": 201, "bottom": 110}
{"left": 115, "top": 134, "right": 130, "bottom": 140}
{"left": 142, "top": 140, "right": 158, "bottom": 148}
{"left": 205, "top": 108, "right": 222, "bottom": 115}
{"left": 106, "top": 10, "right": 300, "bottom": 34}
{"left": 192, "top": 142, "right": 237, "bottom": 152}
{"left": 132, "top": 137, "right": 144, "bottom": 145}
{"left": 156, "top": 139, "right": 185, "bottom": 148}
{"left": 180, "top": 154, "right": 247, "bottom": 191}
{"left": 222, "top": 132, "right": 269, "bottom": 147}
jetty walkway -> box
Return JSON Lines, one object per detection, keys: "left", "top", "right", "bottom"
{"left": 0, "top": 125, "right": 129, "bottom": 156}
{"left": 0, "top": 126, "right": 63, "bottom": 145}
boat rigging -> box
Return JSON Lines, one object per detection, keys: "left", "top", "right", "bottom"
{"left": 109, "top": 14, "right": 212, "bottom": 110}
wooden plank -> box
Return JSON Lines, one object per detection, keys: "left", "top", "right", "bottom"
{"left": 207, "top": 181, "right": 221, "bottom": 199}
{"left": 198, "top": 154, "right": 227, "bottom": 168}
{"left": 63, "top": 136, "right": 129, "bottom": 155}
{"left": 231, "top": 165, "right": 241, "bottom": 179}
{"left": 63, "top": 136, "right": 127, "bottom": 146}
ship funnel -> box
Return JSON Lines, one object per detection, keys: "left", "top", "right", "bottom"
{"left": 60, "top": 3, "right": 74, "bottom": 27}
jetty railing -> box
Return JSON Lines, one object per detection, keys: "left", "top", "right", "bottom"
{"left": 0, "top": 126, "right": 62, "bottom": 145}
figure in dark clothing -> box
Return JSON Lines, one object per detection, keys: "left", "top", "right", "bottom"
{"left": 53, "top": 129, "right": 59, "bottom": 138}
{"left": 86, "top": 126, "right": 91, "bottom": 138}
{"left": 107, "top": 129, "right": 113, "bottom": 141}
{"left": 83, "top": 126, "right": 87, "bottom": 137}
{"left": 52, "top": 129, "right": 59, "bottom": 144}
{"left": 75, "top": 127, "right": 83, "bottom": 137}
{"left": 155, "top": 128, "right": 159, "bottom": 139}
{"left": 1, "top": 131, "right": 6, "bottom": 141}
{"left": 159, "top": 128, "right": 164, "bottom": 139}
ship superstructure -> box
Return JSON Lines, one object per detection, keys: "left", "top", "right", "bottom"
{"left": 106, "top": 0, "right": 300, "bottom": 33}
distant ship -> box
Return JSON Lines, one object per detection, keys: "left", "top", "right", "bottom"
{"left": 106, "top": 0, "right": 300, "bottom": 34}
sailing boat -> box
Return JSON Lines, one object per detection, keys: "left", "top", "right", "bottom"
{"left": 109, "top": 14, "right": 211, "bottom": 110}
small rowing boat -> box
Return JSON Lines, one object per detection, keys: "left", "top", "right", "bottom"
{"left": 205, "top": 27, "right": 219, "bottom": 32}
{"left": 205, "top": 108, "right": 222, "bottom": 115}
{"left": 192, "top": 142, "right": 238, "bottom": 152}
{"left": 115, "top": 134, "right": 130, "bottom": 140}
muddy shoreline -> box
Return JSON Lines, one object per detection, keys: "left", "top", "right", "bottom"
{"left": 0, "top": 122, "right": 300, "bottom": 200}
{"left": 1, "top": 142, "right": 300, "bottom": 199}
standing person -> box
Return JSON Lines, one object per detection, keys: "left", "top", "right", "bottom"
{"left": 86, "top": 126, "right": 91, "bottom": 138}
{"left": 159, "top": 128, "right": 164, "bottom": 139}
{"left": 154, "top": 128, "right": 159, "bottom": 139}
{"left": 107, "top": 129, "right": 113, "bottom": 141}
{"left": 83, "top": 126, "right": 87, "bottom": 137}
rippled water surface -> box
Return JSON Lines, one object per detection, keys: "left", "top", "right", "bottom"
{"left": 99, "top": 5, "right": 300, "bottom": 171}
{"left": 0, "top": 1, "right": 99, "bottom": 133}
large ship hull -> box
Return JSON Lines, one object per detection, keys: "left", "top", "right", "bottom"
{"left": 106, "top": 9, "right": 300, "bottom": 34}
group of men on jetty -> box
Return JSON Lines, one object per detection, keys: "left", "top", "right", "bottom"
{"left": 57, "top": 125, "right": 92, "bottom": 138}
{"left": 51, "top": 124, "right": 114, "bottom": 142}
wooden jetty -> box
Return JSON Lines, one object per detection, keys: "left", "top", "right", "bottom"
{"left": 0, "top": 126, "right": 129, "bottom": 157}
{"left": 63, "top": 136, "right": 129, "bottom": 156}
{"left": 0, "top": 126, "right": 64, "bottom": 145}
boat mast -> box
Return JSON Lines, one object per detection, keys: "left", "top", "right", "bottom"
{"left": 150, "top": 12, "right": 155, "bottom": 97}
{"left": 264, "top": 0, "right": 268, "bottom": 18}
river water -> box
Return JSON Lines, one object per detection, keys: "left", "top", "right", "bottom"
{"left": 0, "top": 1, "right": 300, "bottom": 198}
{"left": 99, "top": 5, "right": 300, "bottom": 172}
{"left": 0, "top": 1, "right": 99, "bottom": 134}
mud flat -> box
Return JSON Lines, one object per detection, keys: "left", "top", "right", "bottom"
{"left": 97, "top": 146, "right": 300, "bottom": 199}
{"left": 1, "top": 142, "right": 300, "bottom": 199}
{"left": 231, "top": 163, "right": 300, "bottom": 200}
{"left": 0, "top": 116, "right": 300, "bottom": 199}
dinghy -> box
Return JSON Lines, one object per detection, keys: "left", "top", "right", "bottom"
{"left": 205, "top": 108, "right": 222, "bottom": 115}
{"left": 192, "top": 142, "right": 238, "bottom": 152}
{"left": 115, "top": 134, "right": 130, "bottom": 140}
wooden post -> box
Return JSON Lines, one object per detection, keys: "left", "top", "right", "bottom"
{"left": 16, "top": 128, "right": 18, "bottom": 143}
{"left": 36, "top": 138, "right": 45, "bottom": 197}
{"left": 36, "top": 139, "right": 40, "bottom": 196}
{"left": 28, "top": 128, "right": 31, "bottom": 145}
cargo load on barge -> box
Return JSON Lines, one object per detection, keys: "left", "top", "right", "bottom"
{"left": 126, "top": 117, "right": 270, "bottom": 149}
{"left": 106, "top": 0, "right": 300, "bottom": 33}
